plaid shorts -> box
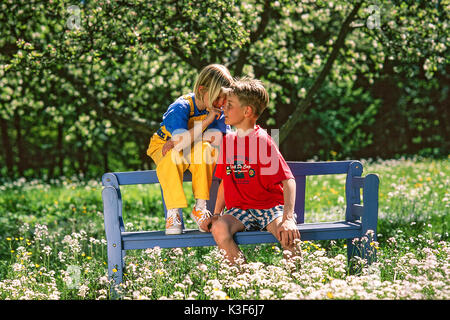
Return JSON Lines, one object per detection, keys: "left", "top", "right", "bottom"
{"left": 224, "top": 205, "right": 285, "bottom": 231}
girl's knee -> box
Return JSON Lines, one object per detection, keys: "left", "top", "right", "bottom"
{"left": 192, "top": 141, "right": 212, "bottom": 152}
{"left": 156, "top": 150, "right": 186, "bottom": 172}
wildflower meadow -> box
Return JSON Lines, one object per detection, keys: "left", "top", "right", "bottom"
{"left": 0, "top": 157, "right": 448, "bottom": 300}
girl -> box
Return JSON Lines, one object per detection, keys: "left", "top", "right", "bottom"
{"left": 146, "top": 64, "right": 233, "bottom": 235}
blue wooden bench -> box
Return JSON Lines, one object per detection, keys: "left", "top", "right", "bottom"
{"left": 102, "top": 160, "right": 379, "bottom": 284}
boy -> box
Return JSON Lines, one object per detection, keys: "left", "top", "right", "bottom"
{"left": 206, "top": 77, "right": 300, "bottom": 264}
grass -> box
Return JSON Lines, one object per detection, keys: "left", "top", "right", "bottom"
{"left": 0, "top": 157, "right": 448, "bottom": 299}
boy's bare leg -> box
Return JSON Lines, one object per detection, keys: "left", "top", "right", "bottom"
{"left": 210, "top": 215, "right": 245, "bottom": 264}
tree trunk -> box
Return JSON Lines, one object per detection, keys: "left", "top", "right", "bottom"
{"left": 14, "top": 110, "right": 25, "bottom": 176}
{"left": 103, "top": 144, "right": 109, "bottom": 173}
{"left": 279, "top": 1, "right": 364, "bottom": 144}
{"left": 0, "top": 117, "right": 14, "bottom": 175}
{"left": 57, "top": 123, "right": 64, "bottom": 176}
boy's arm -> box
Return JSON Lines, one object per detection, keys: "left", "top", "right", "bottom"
{"left": 282, "top": 178, "right": 296, "bottom": 221}
{"left": 205, "top": 180, "right": 225, "bottom": 232}
{"left": 277, "top": 178, "right": 300, "bottom": 247}
{"left": 214, "top": 180, "right": 225, "bottom": 215}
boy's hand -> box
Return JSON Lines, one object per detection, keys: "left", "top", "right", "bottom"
{"left": 277, "top": 218, "right": 300, "bottom": 248}
{"left": 204, "top": 214, "right": 221, "bottom": 232}
{"left": 162, "top": 139, "right": 175, "bottom": 157}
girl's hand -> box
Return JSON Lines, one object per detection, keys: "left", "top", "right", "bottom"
{"left": 205, "top": 106, "right": 222, "bottom": 123}
{"left": 162, "top": 139, "right": 175, "bottom": 157}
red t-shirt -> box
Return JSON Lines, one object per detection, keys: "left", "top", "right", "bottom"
{"left": 215, "top": 126, "right": 294, "bottom": 210}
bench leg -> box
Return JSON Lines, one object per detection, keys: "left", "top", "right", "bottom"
{"left": 102, "top": 186, "right": 124, "bottom": 287}
{"left": 361, "top": 174, "right": 379, "bottom": 265}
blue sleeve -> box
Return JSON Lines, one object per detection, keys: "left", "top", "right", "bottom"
{"left": 207, "top": 113, "right": 231, "bottom": 133}
{"left": 162, "top": 100, "right": 190, "bottom": 134}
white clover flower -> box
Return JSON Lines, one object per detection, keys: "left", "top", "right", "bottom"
{"left": 182, "top": 276, "right": 193, "bottom": 286}
{"left": 174, "top": 283, "right": 186, "bottom": 291}
{"left": 187, "top": 291, "right": 198, "bottom": 300}
{"left": 34, "top": 224, "right": 49, "bottom": 241}
{"left": 211, "top": 289, "right": 228, "bottom": 300}
{"left": 259, "top": 289, "right": 274, "bottom": 299}
{"left": 98, "top": 276, "right": 109, "bottom": 285}
{"left": 78, "top": 284, "right": 89, "bottom": 298}
{"left": 172, "top": 291, "right": 185, "bottom": 300}
{"left": 43, "top": 245, "right": 52, "bottom": 256}
{"left": 172, "top": 248, "right": 183, "bottom": 256}
{"left": 198, "top": 263, "right": 208, "bottom": 273}
{"left": 12, "top": 264, "right": 25, "bottom": 272}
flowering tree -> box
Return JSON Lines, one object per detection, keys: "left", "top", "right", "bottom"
{"left": 0, "top": 0, "right": 448, "bottom": 178}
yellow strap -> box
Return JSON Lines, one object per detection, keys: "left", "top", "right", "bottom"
{"left": 158, "top": 126, "right": 172, "bottom": 140}
{"left": 183, "top": 94, "right": 195, "bottom": 117}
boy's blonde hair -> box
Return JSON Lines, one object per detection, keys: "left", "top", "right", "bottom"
{"left": 230, "top": 77, "right": 269, "bottom": 118}
{"left": 193, "top": 64, "right": 233, "bottom": 109}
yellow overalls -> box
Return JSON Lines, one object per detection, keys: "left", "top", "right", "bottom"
{"left": 146, "top": 95, "right": 217, "bottom": 210}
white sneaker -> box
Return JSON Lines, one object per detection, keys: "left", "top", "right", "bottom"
{"left": 165, "top": 209, "right": 182, "bottom": 235}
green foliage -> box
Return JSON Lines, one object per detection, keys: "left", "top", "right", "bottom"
{"left": 0, "top": 0, "right": 448, "bottom": 179}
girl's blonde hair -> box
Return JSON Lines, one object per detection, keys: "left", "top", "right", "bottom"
{"left": 193, "top": 64, "right": 233, "bottom": 109}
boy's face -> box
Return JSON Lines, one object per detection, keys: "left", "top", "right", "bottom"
{"left": 223, "top": 94, "right": 246, "bottom": 126}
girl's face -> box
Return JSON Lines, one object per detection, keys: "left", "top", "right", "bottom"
{"left": 199, "top": 86, "right": 227, "bottom": 111}
{"left": 212, "top": 92, "right": 227, "bottom": 109}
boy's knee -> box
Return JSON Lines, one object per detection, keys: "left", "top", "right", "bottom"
{"left": 211, "top": 219, "right": 233, "bottom": 244}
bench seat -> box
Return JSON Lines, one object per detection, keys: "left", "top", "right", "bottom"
{"left": 121, "top": 221, "right": 362, "bottom": 250}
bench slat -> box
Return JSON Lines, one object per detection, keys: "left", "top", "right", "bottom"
{"left": 289, "top": 161, "right": 354, "bottom": 176}
{"left": 104, "top": 161, "right": 357, "bottom": 186}
{"left": 111, "top": 170, "right": 195, "bottom": 185}
{"left": 121, "top": 221, "right": 361, "bottom": 250}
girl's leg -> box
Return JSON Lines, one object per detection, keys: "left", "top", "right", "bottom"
{"left": 211, "top": 215, "right": 246, "bottom": 264}
{"left": 188, "top": 141, "right": 217, "bottom": 231}
{"left": 148, "top": 135, "right": 188, "bottom": 234}
{"left": 189, "top": 141, "right": 217, "bottom": 201}
{"left": 146, "top": 134, "right": 165, "bottom": 165}
{"left": 156, "top": 148, "right": 190, "bottom": 209}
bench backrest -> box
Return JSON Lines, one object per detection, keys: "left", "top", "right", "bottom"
{"left": 102, "top": 160, "right": 363, "bottom": 225}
